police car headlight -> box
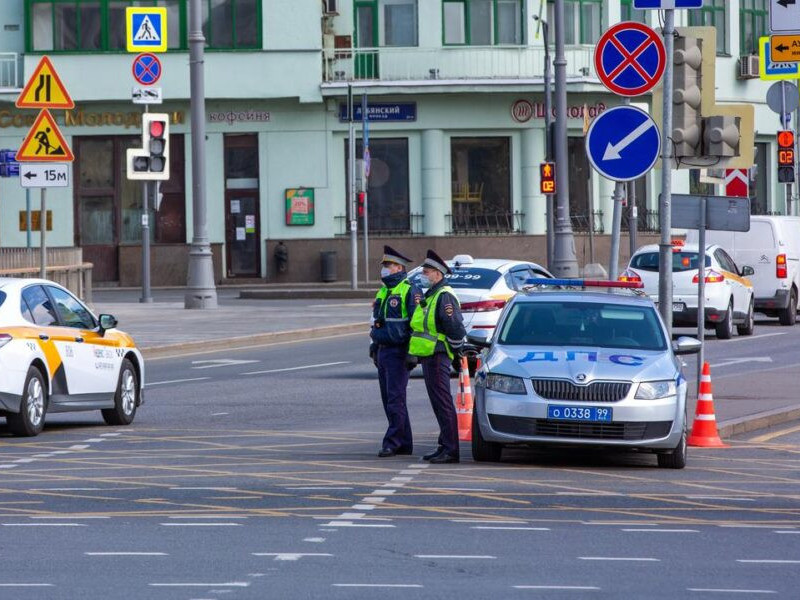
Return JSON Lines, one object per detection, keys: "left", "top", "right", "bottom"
{"left": 486, "top": 373, "right": 526, "bottom": 395}
{"left": 635, "top": 380, "right": 676, "bottom": 400}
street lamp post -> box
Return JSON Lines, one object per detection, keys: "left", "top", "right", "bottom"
{"left": 534, "top": 15, "right": 554, "bottom": 271}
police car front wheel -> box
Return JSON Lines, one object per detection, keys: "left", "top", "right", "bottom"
{"left": 7, "top": 366, "right": 47, "bottom": 437}
{"left": 102, "top": 359, "right": 138, "bottom": 426}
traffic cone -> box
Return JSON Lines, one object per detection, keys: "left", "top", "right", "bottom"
{"left": 456, "top": 356, "right": 473, "bottom": 442}
{"left": 687, "top": 362, "right": 728, "bottom": 448}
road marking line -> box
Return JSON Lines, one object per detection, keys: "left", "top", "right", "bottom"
{"left": 774, "top": 530, "right": 800, "bottom": 534}
{"left": 0, "top": 465, "right": 19, "bottom": 469}
{"left": 371, "top": 490, "right": 395, "bottom": 495}
{"left": 724, "top": 331, "right": 787, "bottom": 343}
{"left": 169, "top": 487, "right": 239, "bottom": 491}
{"left": 333, "top": 584, "right": 422, "bottom": 588}
{"left": 31, "top": 488, "right": 105, "bottom": 492}
{"left": 68, "top": 445, "right": 90, "bottom": 450}
{"left": 31, "top": 516, "right": 109, "bottom": 520}
{"left": 686, "top": 496, "right": 755, "bottom": 502}
{"left": 167, "top": 515, "right": 247, "bottom": 519}
{"left": 351, "top": 504, "right": 375, "bottom": 510}
{"left": 687, "top": 589, "right": 776, "bottom": 594}
{"left": 435, "top": 487, "right": 496, "bottom": 492}
{"left": 383, "top": 482, "right": 403, "bottom": 487}
{"left": 411, "top": 463, "right": 429, "bottom": 468}
{"left": 621, "top": 529, "right": 698, "bottom": 533}
{"left": 82, "top": 439, "right": 104, "bottom": 443}
{"left": 399, "top": 470, "right": 420, "bottom": 475}
{"left": 319, "top": 521, "right": 395, "bottom": 528}
{"left": 472, "top": 526, "right": 550, "bottom": 531}
{"left": 452, "top": 519, "right": 527, "bottom": 524}
{"left": 85, "top": 552, "right": 167, "bottom": 556}
{"left": 363, "top": 497, "right": 385, "bottom": 504}
{"left": 579, "top": 557, "right": 659, "bottom": 562}
{"left": 242, "top": 361, "right": 350, "bottom": 375}
{"left": 32, "top": 454, "right": 54, "bottom": 458}
{"left": 0, "top": 584, "right": 54, "bottom": 587}
{"left": 750, "top": 423, "right": 800, "bottom": 443}
{"left": 147, "top": 377, "right": 211, "bottom": 386}
{"left": 416, "top": 555, "right": 496, "bottom": 559}
{"left": 736, "top": 560, "right": 800, "bottom": 564}
{"left": 336, "top": 512, "right": 366, "bottom": 519}
{"left": 391, "top": 477, "right": 413, "bottom": 482}
{"left": 149, "top": 583, "right": 250, "bottom": 588}
{"left": 3, "top": 523, "right": 86, "bottom": 527}
{"left": 303, "top": 538, "right": 325, "bottom": 543}
{"left": 159, "top": 523, "right": 242, "bottom": 527}
{"left": 252, "top": 553, "right": 333, "bottom": 561}
{"left": 210, "top": 412, "right": 228, "bottom": 416}
{"left": 13, "top": 458, "right": 37, "bottom": 463}
{"left": 100, "top": 433, "right": 121, "bottom": 437}
{"left": 513, "top": 586, "right": 600, "bottom": 591}
{"left": 285, "top": 486, "right": 353, "bottom": 490}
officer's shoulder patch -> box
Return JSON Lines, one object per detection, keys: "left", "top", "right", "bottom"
{"left": 413, "top": 293, "right": 422, "bottom": 305}
{"left": 444, "top": 303, "right": 454, "bottom": 317}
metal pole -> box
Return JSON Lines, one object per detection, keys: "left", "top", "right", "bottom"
{"left": 782, "top": 81, "right": 792, "bottom": 216}
{"left": 588, "top": 196, "right": 595, "bottom": 264}
{"left": 543, "top": 18, "right": 554, "bottom": 271}
{"left": 697, "top": 196, "right": 707, "bottom": 394}
{"left": 141, "top": 181, "right": 153, "bottom": 303}
{"left": 39, "top": 189, "right": 46, "bottom": 279}
{"left": 795, "top": 105, "right": 800, "bottom": 216}
{"left": 628, "top": 180, "right": 638, "bottom": 258}
{"left": 348, "top": 84, "right": 358, "bottom": 290}
{"left": 609, "top": 182, "right": 624, "bottom": 279}
{"left": 25, "top": 188, "right": 32, "bottom": 248}
{"left": 551, "top": 0, "right": 579, "bottom": 277}
{"left": 658, "top": 9, "right": 675, "bottom": 338}
{"left": 185, "top": 0, "right": 218, "bottom": 309}
{"left": 362, "top": 92, "right": 369, "bottom": 284}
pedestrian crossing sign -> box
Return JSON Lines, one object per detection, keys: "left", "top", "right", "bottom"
{"left": 15, "top": 56, "right": 74, "bottom": 109}
{"left": 126, "top": 7, "right": 167, "bottom": 53}
{"left": 16, "top": 109, "right": 74, "bottom": 163}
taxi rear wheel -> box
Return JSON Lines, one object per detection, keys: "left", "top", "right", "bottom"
{"left": 471, "top": 410, "right": 502, "bottom": 462}
{"left": 101, "top": 359, "right": 138, "bottom": 426}
{"left": 7, "top": 367, "right": 47, "bottom": 437}
{"left": 657, "top": 429, "right": 687, "bottom": 469}
{"left": 714, "top": 302, "right": 734, "bottom": 340}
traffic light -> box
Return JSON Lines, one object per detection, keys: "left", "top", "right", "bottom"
{"left": 777, "top": 130, "right": 795, "bottom": 184}
{"left": 704, "top": 115, "right": 740, "bottom": 158}
{"left": 540, "top": 162, "right": 556, "bottom": 195}
{"left": 672, "top": 35, "right": 703, "bottom": 159}
{"left": 126, "top": 113, "right": 170, "bottom": 181}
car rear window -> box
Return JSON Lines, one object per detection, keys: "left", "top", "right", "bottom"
{"left": 631, "top": 251, "right": 710, "bottom": 272}
{"left": 409, "top": 267, "right": 502, "bottom": 289}
{"left": 498, "top": 301, "right": 667, "bottom": 351}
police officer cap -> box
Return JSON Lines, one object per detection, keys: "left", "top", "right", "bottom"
{"left": 422, "top": 249, "right": 451, "bottom": 275}
{"left": 381, "top": 245, "right": 412, "bottom": 268}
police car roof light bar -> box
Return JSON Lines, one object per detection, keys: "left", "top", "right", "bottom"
{"left": 525, "top": 278, "right": 644, "bottom": 289}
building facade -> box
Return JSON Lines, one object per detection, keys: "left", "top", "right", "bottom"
{"left": 0, "top": 1, "right": 787, "bottom": 284}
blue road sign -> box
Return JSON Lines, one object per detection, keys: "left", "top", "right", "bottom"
{"left": 132, "top": 53, "right": 162, "bottom": 86}
{"left": 595, "top": 22, "right": 665, "bottom": 96}
{"left": 634, "top": 0, "right": 703, "bottom": 8}
{"left": 0, "top": 149, "right": 19, "bottom": 177}
{"left": 126, "top": 7, "right": 167, "bottom": 52}
{"left": 585, "top": 106, "right": 661, "bottom": 182}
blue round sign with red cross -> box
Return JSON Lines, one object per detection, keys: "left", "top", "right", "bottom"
{"left": 594, "top": 22, "right": 665, "bottom": 97}
{"left": 132, "top": 53, "right": 162, "bottom": 86}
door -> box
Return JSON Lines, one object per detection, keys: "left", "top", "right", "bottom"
{"left": 355, "top": 1, "right": 378, "bottom": 78}
{"left": 20, "top": 284, "right": 69, "bottom": 399}
{"left": 714, "top": 249, "right": 747, "bottom": 315}
{"left": 225, "top": 192, "right": 260, "bottom": 277}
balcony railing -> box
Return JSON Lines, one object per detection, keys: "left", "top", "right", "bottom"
{"left": 0, "top": 52, "right": 21, "bottom": 90}
{"left": 447, "top": 210, "right": 525, "bottom": 235}
{"left": 323, "top": 45, "right": 595, "bottom": 83}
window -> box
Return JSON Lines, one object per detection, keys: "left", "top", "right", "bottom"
{"left": 620, "top": 0, "right": 646, "bottom": 24}
{"left": 547, "top": 0, "right": 601, "bottom": 45}
{"left": 714, "top": 250, "right": 738, "bottom": 275}
{"left": 443, "top": 0, "right": 523, "bottom": 46}
{"left": 355, "top": 0, "right": 417, "bottom": 47}
{"left": 47, "top": 286, "right": 96, "bottom": 330}
{"left": 689, "top": 0, "right": 727, "bottom": 55}
{"left": 740, "top": 0, "right": 767, "bottom": 56}
{"left": 21, "top": 286, "right": 58, "bottom": 327}
{"left": 27, "top": 0, "right": 260, "bottom": 52}
{"left": 450, "top": 137, "right": 512, "bottom": 232}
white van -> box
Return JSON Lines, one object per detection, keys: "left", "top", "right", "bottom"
{"left": 686, "top": 216, "right": 800, "bottom": 325}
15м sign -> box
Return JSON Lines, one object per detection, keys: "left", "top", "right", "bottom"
{"left": 19, "top": 163, "right": 69, "bottom": 188}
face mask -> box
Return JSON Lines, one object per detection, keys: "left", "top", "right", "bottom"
{"left": 380, "top": 267, "right": 392, "bottom": 279}
{"left": 418, "top": 274, "right": 431, "bottom": 288}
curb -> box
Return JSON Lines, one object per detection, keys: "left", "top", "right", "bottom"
{"left": 240, "top": 289, "right": 378, "bottom": 300}
{"left": 718, "top": 404, "right": 800, "bottom": 438}
{"left": 140, "top": 322, "right": 369, "bottom": 359}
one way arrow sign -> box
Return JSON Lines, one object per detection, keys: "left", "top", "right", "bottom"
{"left": 771, "top": 0, "right": 800, "bottom": 33}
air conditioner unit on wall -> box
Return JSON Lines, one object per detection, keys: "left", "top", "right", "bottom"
{"left": 737, "top": 55, "right": 759, "bottom": 80}
{"left": 323, "top": 0, "right": 338, "bottom": 15}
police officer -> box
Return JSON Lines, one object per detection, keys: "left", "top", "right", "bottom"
{"left": 370, "top": 245, "right": 422, "bottom": 458}
{"left": 408, "top": 250, "right": 466, "bottom": 464}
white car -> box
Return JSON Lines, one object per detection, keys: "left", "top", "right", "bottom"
{"left": 0, "top": 278, "right": 145, "bottom": 437}
{"left": 620, "top": 243, "right": 755, "bottom": 339}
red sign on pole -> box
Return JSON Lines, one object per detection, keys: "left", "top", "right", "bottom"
{"left": 724, "top": 169, "right": 749, "bottom": 197}
{"left": 594, "top": 22, "right": 666, "bottom": 97}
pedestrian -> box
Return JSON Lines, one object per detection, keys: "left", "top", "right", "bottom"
{"left": 370, "top": 245, "right": 422, "bottom": 458}
{"left": 408, "top": 250, "right": 466, "bottom": 464}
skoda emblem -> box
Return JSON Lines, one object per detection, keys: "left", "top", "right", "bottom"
{"left": 576, "top": 373, "right": 587, "bottom": 382}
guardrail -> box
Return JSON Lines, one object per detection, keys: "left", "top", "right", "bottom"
{"left": 323, "top": 45, "right": 595, "bottom": 82}
{"left": 446, "top": 210, "right": 525, "bottom": 235}
{"left": 0, "top": 248, "right": 94, "bottom": 302}
{"left": 0, "top": 52, "right": 20, "bottom": 90}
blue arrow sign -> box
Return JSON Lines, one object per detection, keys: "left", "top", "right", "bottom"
{"left": 634, "top": 0, "right": 703, "bottom": 8}
{"left": 586, "top": 106, "right": 661, "bottom": 182}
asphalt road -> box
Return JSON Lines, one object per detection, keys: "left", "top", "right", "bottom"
{"left": 0, "top": 326, "right": 799, "bottom": 599}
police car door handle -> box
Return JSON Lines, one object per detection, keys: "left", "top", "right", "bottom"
{"left": 74, "top": 336, "right": 84, "bottom": 343}
{"left": 38, "top": 334, "right": 49, "bottom": 341}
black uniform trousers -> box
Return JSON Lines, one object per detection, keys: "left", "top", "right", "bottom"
{"left": 421, "top": 351, "right": 459, "bottom": 457}
{"left": 377, "top": 345, "right": 413, "bottom": 452}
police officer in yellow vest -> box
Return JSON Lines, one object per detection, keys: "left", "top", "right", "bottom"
{"left": 408, "top": 250, "right": 467, "bottom": 464}
{"left": 370, "top": 246, "right": 422, "bottom": 458}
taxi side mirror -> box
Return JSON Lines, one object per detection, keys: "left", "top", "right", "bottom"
{"left": 466, "top": 330, "right": 491, "bottom": 348}
{"left": 98, "top": 314, "right": 118, "bottom": 336}
{"left": 672, "top": 336, "right": 701, "bottom": 356}
{"left": 740, "top": 265, "right": 755, "bottom": 277}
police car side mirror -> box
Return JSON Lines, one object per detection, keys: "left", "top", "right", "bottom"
{"left": 466, "top": 330, "right": 491, "bottom": 348}
{"left": 98, "top": 314, "right": 118, "bottom": 336}
{"left": 740, "top": 265, "right": 755, "bottom": 277}
{"left": 672, "top": 336, "right": 701, "bottom": 356}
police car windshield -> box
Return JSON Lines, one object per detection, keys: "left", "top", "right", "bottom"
{"left": 632, "top": 251, "right": 711, "bottom": 272}
{"left": 498, "top": 301, "right": 667, "bottom": 351}
{"left": 409, "top": 268, "right": 501, "bottom": 290}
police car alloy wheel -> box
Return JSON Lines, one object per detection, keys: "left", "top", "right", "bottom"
{"left": 101, "top": 359, "right": 138, "bottom": 426}
{"left": 657, "top": 427, "right": 687, "bottom": 469}
{"left": 7, "top": 366, "right": 47, "bottom": 437}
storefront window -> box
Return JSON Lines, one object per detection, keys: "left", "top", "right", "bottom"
{"left": 620, "top": 0, "right": 646, "bottom": 24}
{"left": 443, "top": 0, "right": 522, "bottom": 46}
{"left": 355, "top": 0, "right": 417, "bottom": 47}
{"left": 740, "top": 0, "right": 767, "bottom": 56}
{"left": 689, "top": 0, "right": 727, "bottom": 55}
{"left": 567, "top": 137, "right": 592, "bottom": 230}
{"left": 450, "top": 137, "right": 512, "bottom": 232}
{"left": 546, "top": 0, "right": 601, "bottom": 45}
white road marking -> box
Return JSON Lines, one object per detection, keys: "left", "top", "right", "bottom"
{"left": 82, "top": 439, "right": 104, "bottom": 443}
{"left": 686, "top": 496, "right": 755, "bottom": 502}
{"left": 100, "top": 433, "right": 121, "bottom": 437}
{"left": 68, "top": 445, "right": 90, "bottom": 450}
{"left": 579, "top": 557, "right": 659, "bottom": 562}
{"left": 210, "top": 412, "right": 228, "bottom": 416}
{"left": 363, "top": 497, "right": 386, "bottom": 504}
{"left": 252, "top": 553, "right": 333, "bottom": 561}
{"left": 332, "top": 584, "right": 422, "bottom": 588}
{"left": 774, "top": 530, "right": 800, "bottom": 534}
{"left": 159, "top": 523, "right": 242, "bottom": 527}
{"left": 32, "top": 454, "right": 54, "bottom": 458}
{"left": 415, "top": 555, "right": 496, "bottom": 559}
{"left": 3, "top": 523, "right": 86, "bottom": 527}
{"left": 319, "top": 521, "right": 394, "bottom": 528}
{"left": 436, "top": 487, "right": 496, "bottom": 492}
{"left": 31, "top": 516, "right": 108, "bottom": 520}
{"left": 0, "top": 584, "right": 54, "bottom": 587}
{"left": 351, "top": 504, "right": 375, "bottom": 510}
{"left": 736, "top": 559, "right": 800, "bottom": 564}
{"left": 513, "top": 586, "right": 600, "bottom": 591}
{"left": 31, "top": 488, "right": 105, "bottom": 492}
{"left": 147, "top": 377, "right": 211, "bottom": 386}
{"left": 621, "top": 529, "right": 699, "bottom": 533}
{"left": 399, "top": 470, "right": 420, "bottom": 475}
{"left": 472, "top": 526, "right": 550, "bottom": 531}
{"left": 411, "top": 463, "right": 429, "bottom": 468}
{"left": 191, "top": 359, "right": 259, "bottom": 370}
{"left": 723, "top": 331, "right": 787, "bottom": 343}
{"left": 306, "top": 303, "right": 371, "bottom": 308}
{"left": 243, "top": 361, "right": 350, "bottom": 375}
{"left": 285, "top": 486, "right": 353, "bottom": 490}
{"left": 12, "top": 458, "right": 35, "bottom": 463}
{"left": 391, "top": 477, "right": 413, "bottom": 482}
{"left": 85, "top": 552, "right": 167, "bottom": 556}
{"left": 452, "top": 519, "right": 527, "bottom": 524}
{"left": 303, "top": 538, "right": 325, "bottom": 543}
{"left": 169, "top": 487, "right": 239, "bottom": 491}
{"left": 687, "top": 589, "right": 776, "bottom": 594}
{"left": 0, "top": 465, "right": 19, "bottom": 469}
{"left": 710, "top": 357, "right": 773, "bottom": 369}
{"left": 371, "top": 489, "right": 396, "bottom": 495}
{"left": 149, "top": 583, "right": 250, "bottom": 588}
{"left": 167, "top": 515, "right": 247, "bottom": 519}
{"left": 336, "top": 512, "right": 366, "bottom": 519}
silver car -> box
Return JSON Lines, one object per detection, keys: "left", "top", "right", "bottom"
{"left": 467, "top": 282, "right": 700, "bottom": 469}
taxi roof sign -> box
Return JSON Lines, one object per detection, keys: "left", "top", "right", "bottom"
{"left": 15, "top": 56, "right": 74, "bottom": 109}
{"left": 126, "top": 7, "right": 167, "bottom": 53}
{"left": 16, "top": 109, "right": 74, "bottom": 163}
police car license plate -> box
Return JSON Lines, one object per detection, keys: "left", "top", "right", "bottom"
{"left": 547, "top": 405, "right": 613, "bottom": 422}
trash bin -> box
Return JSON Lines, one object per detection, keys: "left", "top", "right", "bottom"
{"left": 320, "top": 250, "right": 337, "bottom": 282}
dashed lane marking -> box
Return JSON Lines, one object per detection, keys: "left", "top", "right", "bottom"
{"left": 513, "top": 586, "right": 601, "bottom": 591}
{"left": 85, "top": 552, "right": 167, "bottom": 556}
{"left": 242, "top": 361, "right": 350, "bottom": 375}
{"left": 159, "top": 523, "right": 242, "bottom": 527}
{"left": 415, "top": 555, "right": 496, "bottom": 559}
{"left": 579, "top": 557, "right": 660, "bottom": 562}
{"left": 0, "top": 584, "right": 54, "bottom": 587}
{"left": 621, "top": 529, "right": 699, "bottom": 533}
{"left": 472, "top": 526, "right": 550, "bottom": 531}
{"left": 332, "top": 584, "right": 422, "bottom": 588}
{"left": 774, "top": 530, "right": 800, "bottom": 534}
{"left": 149, "top": 583, "right": 250, "bottom": 588}
{"left": 252, "top": 553, "right": 333, "bottom": 561}
{"left": 319, "top": 521, "right": 394, "bottom": 528}
{"left": 304, "top": 538, "right": 325, "bottom": 542}
{"left": 736, "top": 559, "right": 800, "bottom": 564}
{"left": 3, "top": 523, "right": 86, "bottom": 527}
{"left": 687, "top": 589, "right": 776, "bottom": 594}
{"left": 147, "top": 377, "right": 211, "bottom": 386}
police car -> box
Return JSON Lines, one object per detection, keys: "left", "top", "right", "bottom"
{"left": 467, "top": 279, "right": 700, "bottom": 468}
{"left": 0, "top": 279, "right": 144, "bottom": 437}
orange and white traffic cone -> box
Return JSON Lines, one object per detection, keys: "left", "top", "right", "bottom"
{"left": 456, "top": 356, "right": 473, "bottom": 442}
{"left": 687, "top": 362, "right": 728, "bottom": 448}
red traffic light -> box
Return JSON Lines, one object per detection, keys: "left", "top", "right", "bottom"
{"left": 777, "top": 130, "right": 794, "bottom": 149}
{"left": 149, "top": 120, "right": 165, "bottom": 138}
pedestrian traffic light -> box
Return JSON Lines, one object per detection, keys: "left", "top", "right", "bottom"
{"left": 777, "top": 130, "right": 795, "bottom": 183}
{"left": 703, "top": 115, "right": 740, "bottom": 158}
{"left": 672, "top": 35, "right": 703, "bottom": 159}
{"left": 126, "top": 113, "right": 170, "bottom": 181}
{"left": 357, "top": 191, "right": 365, "bottom": 218}
{"left": 540, "top": 162, "right": 556, "bottom": 194}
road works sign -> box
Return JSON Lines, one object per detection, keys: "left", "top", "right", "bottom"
{"left": 595, "top": 22, "right": 666, "bottom": 96}
{"left": 126, "top": 7, "right": 167, "bottom": 53}
{"left": 15, "top": 56, "right": 73, "bottom": 109}
{"left": 759, "top": 36, "right": 800, "bottom": 80}
{"left": 16, "top": 110, "right": 74, "bottom": 163}
{"left": 770, "top": 0, "right": 800, "bottom": 34}
{"left": 586, "top": 105, "right": 661, "bottom": 182}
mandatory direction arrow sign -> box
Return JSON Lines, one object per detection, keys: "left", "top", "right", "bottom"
{"left": 586, "top": 106, "right": 661, "bottom": 182}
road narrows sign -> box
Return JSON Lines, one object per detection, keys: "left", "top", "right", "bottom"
{"left": 15, "top": 56, "right": 74, "bottom": 109}
{"left": 585, "top": 105, "right": 661, "bottom": 182}
{"left": 17, "top": 110, "right": 74, "bottom": 163}
{"left": 126, "top": 7, "right": 167, "bottom": 53}
{"left": 595, "top": 22, "right": 666, "bottom": 96}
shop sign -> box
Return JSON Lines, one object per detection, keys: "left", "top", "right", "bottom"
{"left": 208, "top": 110, "right": 270, "bottom": 125}
{"left": 338, "top": 102, "right": 416, "bottom": 122}
{"left": 0, "top": 109, "right": 185, "bottom": 129}
{"left": 285, "top": 188, "right": 315, "bottom": 226}
{"left": 512, "top": 100, "right": 607, "bottom": 123}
